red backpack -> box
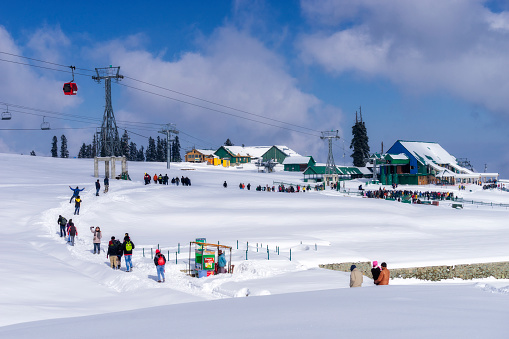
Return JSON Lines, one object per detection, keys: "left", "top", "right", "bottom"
{"left": 157, "top": 255, "right": 165, "bottom": 266}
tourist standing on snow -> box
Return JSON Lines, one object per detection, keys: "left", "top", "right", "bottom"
{"left": 69, "top": 186, "right": 84, "bottom": 203}
{"left": 154, "top": 249, "right": 166, "bottom": 282}
{"left": 104, "top": 177, "right": 109, "bottom": 193}
{"left": 350, "top": 265, "right": 363, "bottom": 288}
{"left": 57, "top": 215, "right": 67, "bottom": 238}
{"left": 371, "top": 261, "right": 381, "bottom": 284}
{"left": 95, "top": 180, "right": 100, "bottom": 196}
{"left": 375, "top": 262, "right": 390, "bottom": 285}
{"left": 218, "top": 250, "right": 227, "bottom": 274}
{"left": 90, "top": 226, "right": 102, "bottom": 254}
{"left": 74, "top": 196, "right": 82, "bottom": 215}
{"left": 107, "top": 236, "right": 121, "bottom": 269}
{"left": 223, "top": 181, "right": 227, "bottom": 188}
{"left": 153, "top": 174, "right": 158, "bottom": 184}
{"left": 68, "top": 221, "right": 78, "bottom": 246}
{"left": 122, "top": 233, "right": 135, "bottom": 272}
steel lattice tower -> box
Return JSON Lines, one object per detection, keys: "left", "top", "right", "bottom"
{"left": 93, "top": 66, "right": 124, "bottom": 156}
{"left": 321, "top": 130, "right": 340, "bottom": 176}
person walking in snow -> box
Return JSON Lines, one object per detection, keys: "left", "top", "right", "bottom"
{"left": 69, "top": 186, "right": 84, "bottom": 203}
{"left": 154, "top": 249, "right": 166, "bottom": 282}
{"left": 375, "top": 262, "right": 390, "bottom": 285}
{"left": 57, "top": 215, "right": 67, "bottom": 238}
{"left": 68, "top": 221, "right": 78, "bottom": 246}
{"left": 95, "top": 179, "right": 101, "bottom": 196}
{"left": 122, "top": 233, "right": 135, "bottom": 272}
{"left": 74, "top": 196, "right": 82, "bottom": 215}
{"left": 153, "top": 174, "right": 158, "bottom": 184}
{"left": 350, "top": 265, "right": 363, "bottom": 288}
{"left": 223, "top": 181, "right": 227, "bottom": 188}
{"left": 217, "top": 250, "right": 227, "bottom": 274}
{"left": 371, "top": 261, "right": 381, "bottom": 284}
{"left": 103, "top": 177, "right": 109, "bottom": 193}
{"left": 107, "top": 236, "right": 121, "bottom": 269}
{"left": 90, "top": 226, "right": 102, "bottom": 254}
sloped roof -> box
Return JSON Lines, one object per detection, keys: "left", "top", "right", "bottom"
{"left": 196, "top": 149, "right": 216, "bottom": 156}
{"left": 222, "top": 146, "right": 272, "bottom": 158}
{"left": 397, "top": 141, "right": 457, "bottom": 166}
{"left": 273, "top": 145, "right": 301, "bottom": 157}
{"left": 282, "top": 156, "right": 313, "bottom": 165}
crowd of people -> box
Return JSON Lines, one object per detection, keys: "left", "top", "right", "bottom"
{"left": 363, "top": 188, "right": 455, "bottom": 202}
{"left": 143, "top": 173, "right": 192, "bottom": 186}
{"left": 228, "top": 181, "right": 324, "bottom": 193}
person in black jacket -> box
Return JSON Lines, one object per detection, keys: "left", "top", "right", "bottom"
{"left": 95, "top": 179, "right": 100, "bottom": 196}
{"left": 57, "top": 215, "right": 67, "bottom": 237}
{"left": 154, "top": 249, "right": 166, "bottom": 282}
{"left": 107, "top": 236, "right": 121, "bottom": 269}
{"left": 103, "top": 177, "right": 109, "bottom": 193}
{"left": 371, "top": 261, "right": 381, "bottom": 284}
{"left": 122, "top": 233, "right": 135, "bottom": 272}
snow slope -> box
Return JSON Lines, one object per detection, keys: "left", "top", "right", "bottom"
{"left": 0, "top": 153, "right": 508, "bottom": 337}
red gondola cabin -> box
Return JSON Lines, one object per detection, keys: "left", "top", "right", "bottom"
{"left": 63, "top": 82, "right": 78, "bottom": 95}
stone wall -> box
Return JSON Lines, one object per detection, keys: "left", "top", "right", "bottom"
{"left": 319, "top": 261, "right": 509, "bottom": 281}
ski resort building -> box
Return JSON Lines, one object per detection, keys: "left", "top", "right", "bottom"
{"left": 303, "top": 165, "right": 364, "bottom": 182}
{"left": 283, "top": 156, "right": 316, "bottom": 172}
{"left": 214, "top": 145, "right": 302, "bottom": 165}
{"left": 185, "top": 149, "right": 216, "bottom": 163}
{"left": 261, "top": 145, "right": 301, "bottom": 164}
{"left": 379, "top": 140, "right": 499, "bottom": 185}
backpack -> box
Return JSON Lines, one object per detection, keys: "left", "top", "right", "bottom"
{"left": 60, "top": 217, "right": 67, "bottom": 226}
{"left": 113, "top": 240, "right": 122, "bottom": 255}
{"left": 125, "top": 241, "right": 133, "bottom": 252}
{"left": 157, "top": 255, "right": 165, "bottom": 266}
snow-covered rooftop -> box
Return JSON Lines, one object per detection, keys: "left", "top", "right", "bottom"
{"left": 282, "top": 156, "right": 312, "bottom": 165}
{"left": 222, "top": 146, "right": 272, "bottom": 158}
{"left": 196, "top": 149, "right": 216, "bottom": 156}
{"left": 273, "top": 145, "right": 301, "bottom": 157}
{"left": 398, "top": 141, "right": 457, "bottom": 166}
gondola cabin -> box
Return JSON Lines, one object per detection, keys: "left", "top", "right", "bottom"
{"left": 63, "top": 82, "right": 78, "bottom": 95}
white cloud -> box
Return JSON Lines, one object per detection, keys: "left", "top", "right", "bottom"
{"left": 90, "top": 26, "right": 342, "bottom": 158}
{"left": 299, "top": 0, "right": 509, "bottom": 114}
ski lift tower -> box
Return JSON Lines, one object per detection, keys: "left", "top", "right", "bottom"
{"left": 93, "top": 66, "right": 124, "bottom": 156}
{"left": 321, "top": 130, "right": 340, "bottom": 187}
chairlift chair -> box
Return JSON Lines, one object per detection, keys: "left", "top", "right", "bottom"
{"left": 41, "top": 116, "right": 50, "bottom": 130}
{"left": 63, "top": 66, "right": 78, "bottom": 95}
{"left": 1, "top": 105, "right": 11, "bottom": 120}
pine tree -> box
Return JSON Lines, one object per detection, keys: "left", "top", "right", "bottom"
{"left": 350, "top": 108, "right": 370, "bottom": 167}
{"left": 161, "top": 138, "right": 168, "bottom": 162}
{"left": 171, "top": 136, "right": 182, "bottom": 162}
{"left": 85, "top": 144, "right": 92, "bottom": 158}
{"left": 120, "top": 130, "right": 130, "bottom": 157}
{"left": 60, "top": 135, "right": 69, "bottom": 158}
{"left": 51, "top": 136, "right": 58, "bottom": 157}
{"left": 224, "top": 138, "right": 234, "bottom": 146}
{"left": 156, "top": 136, "right": 164, "bottom": 162}
{"left": 137, "top": 146, "right": 145, "bottom": 161}
{"left": 91, "top": 134, "right": 97, "bottom": 158}
{"left": 78, "top": 143, "right": 87, "bottom": 158}
{"left": 146, "top": 137, "right": 156, "bottom": 162}
{"left": 129, "top": 142, "right": 138, "bottom": 161}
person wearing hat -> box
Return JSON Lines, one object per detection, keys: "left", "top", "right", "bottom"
{"left": 107, "top": 236, "right": 121, "bottom": 269}
{"left": 371, "top": 261, "right": 381, "bottom": 284}
{"left": 154, "top": 249, "right": 166, "bottom": 283}
{"left": 350, "top": 264, "right": 363, "bottom": 288}
{"left": 375, "top": 262, "right": 390, "bottom": 285}
{"left": 122, "top": 233, "right": 135, "bottom": 272}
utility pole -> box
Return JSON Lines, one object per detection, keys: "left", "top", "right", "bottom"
{"left": 321, "top": 130, "right": 340, "bottom": 187}
{"left": 92, "top": 66, "right": 123, "bottom": 156}
{"left": 159, "top": 123, "right": 179, "bottom": 169}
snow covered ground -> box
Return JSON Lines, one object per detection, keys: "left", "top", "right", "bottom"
{"left": 0, "top": 153, "right": 508, "bottom": 338}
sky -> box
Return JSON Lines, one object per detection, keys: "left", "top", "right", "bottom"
{"left": 1, "top": 0, "right": 509, "bottom": 177}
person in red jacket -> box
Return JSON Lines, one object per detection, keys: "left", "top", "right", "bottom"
{"left": 154, "top": 249, "right": 166, "bottom": 283}
{"left": 375, "top": 262, "right": 390, "bottom": 285}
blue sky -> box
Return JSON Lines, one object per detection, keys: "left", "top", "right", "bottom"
{"left": 0, "top": 0, "right": 508, "bottom": 177}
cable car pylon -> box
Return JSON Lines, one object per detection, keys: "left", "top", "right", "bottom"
{"left": 92, "top": 66, "right": 123, "bottom": 156}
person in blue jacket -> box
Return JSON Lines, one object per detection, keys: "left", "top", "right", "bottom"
{"left": 69, "top": 186, "right": 85, "bottom": 203}
{"left": 218, "top": 250, "right": 227, "bottom": 274}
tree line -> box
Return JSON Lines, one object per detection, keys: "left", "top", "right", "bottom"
{"left": 50, "top": 130, "right": 182, "bottom": 162}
